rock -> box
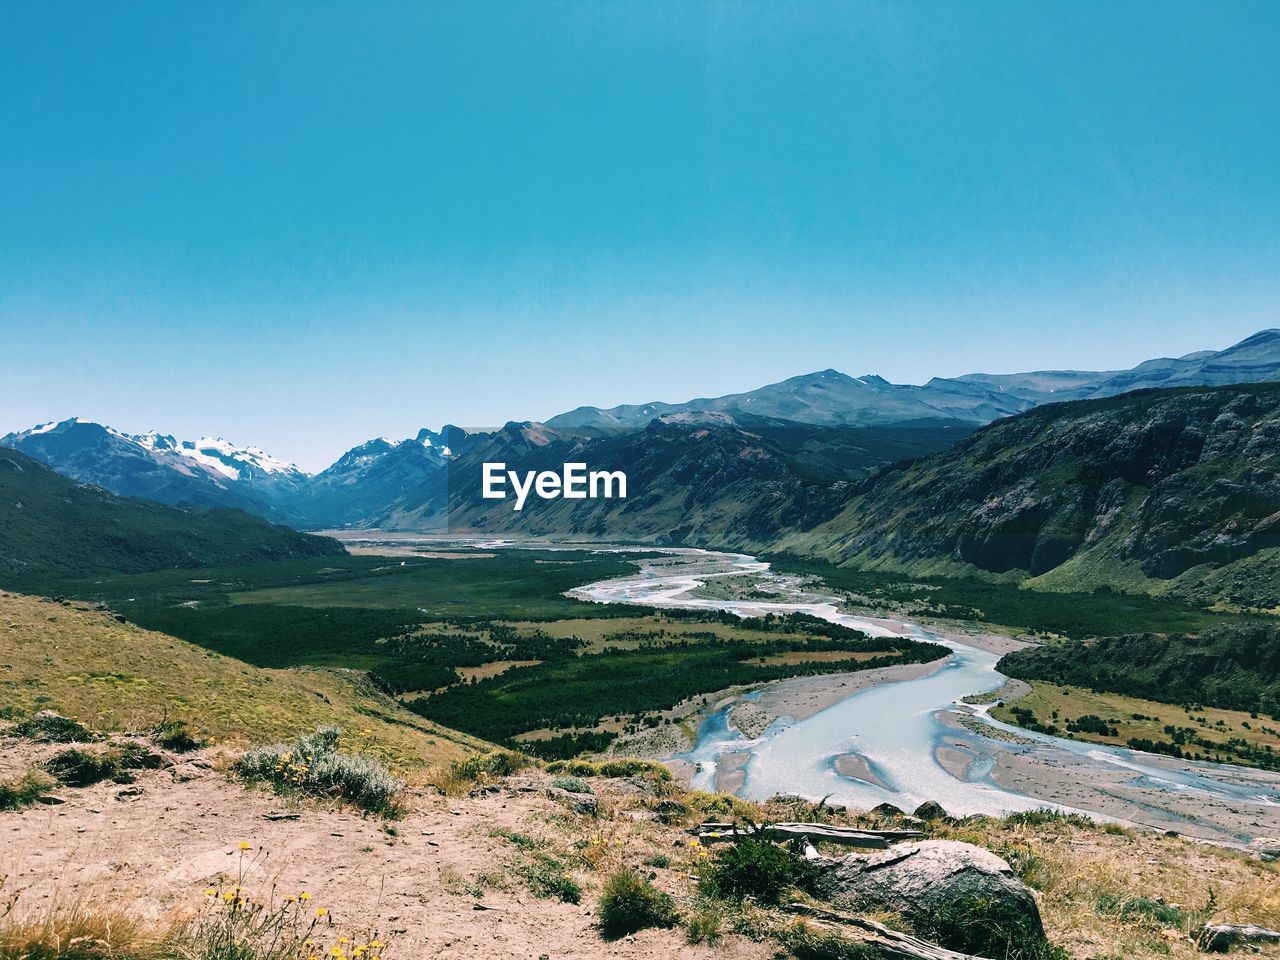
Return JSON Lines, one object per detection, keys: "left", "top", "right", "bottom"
{"left": 825, "top": 840, "right": 1045, "bottom": 951}
{"left": 545, "top": 786, "right": 598, "bottom": 816}
{"left": 912, "top": 800, "right": 950, "bottom": 821}
{"left": 1247, "top": 837, "right": 1280, "bottom": 861}
{"left": 1200, "top": 923, "right": 1280, "bottom": 952}
{"left": 870, "top": 802, "right": 906, "bottom": 818}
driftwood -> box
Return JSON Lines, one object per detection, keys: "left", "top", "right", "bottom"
{"left": 782, "top": 902, "right": 987, "bottom": 960}
{"left": 1200, "top": 923, "right": 1280, "bottom": 952}
{"left": 690, "top": 821, "right": 924, "bottom": 850}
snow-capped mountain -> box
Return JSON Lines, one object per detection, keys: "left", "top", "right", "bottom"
{"left": 291, "top": 426, "right": 469, "bottom": 528}
{"left": 0, "top": 418, "right": 310, "bottom": 521}
{"left": 0, "top": 419, "right": 471, "bottom": 529}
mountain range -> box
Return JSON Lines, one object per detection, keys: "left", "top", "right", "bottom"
{"left": 546, "top": 329, "right": 1280, "bottom": 433}
{"left": 777, "top": 382, "right": 1280, "bottom": 609}
{"left": 3, "top": 329, "right": 1278, "bottom": 538}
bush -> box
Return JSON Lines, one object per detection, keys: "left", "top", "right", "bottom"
{"left": 597, "top": 869, "right": 677, "bottom": 937}
{"left": 450, "top": 749, "right": 531, "bottom": 783}
{"left": 14, "top": 712, "right": 95, "bottom": 743}
{"left": 550, "top": 775, "right": 593, "bottom": 795}
{"left": 698, "top": 835, "right": 822, "bottom": 905}
{"left": 0, "top": 770, "right": 56, "bottom": 810}
{"left": 916, "top": 895, "right": 1064, "bottom": 960}
{"left": 546, "top": 757, "right": 672, "bottom": 781}
{"left": 235, "top": 726, "right": 404, "bottom": 817}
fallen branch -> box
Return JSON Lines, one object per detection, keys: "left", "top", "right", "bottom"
{"left": 782, "top": 902, "right": 987, "bottom": 960}
{"left": 690, "top": 821, "right": 923, "bottom": 850}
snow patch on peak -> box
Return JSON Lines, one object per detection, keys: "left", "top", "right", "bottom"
{"left": 28, "top": 419, "right": 68, "bottom": 435}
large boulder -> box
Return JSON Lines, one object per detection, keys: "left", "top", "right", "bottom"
{"left": 825, "top": 840, "right": 1045, "bottom": 956}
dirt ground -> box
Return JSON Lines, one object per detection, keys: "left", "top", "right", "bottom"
{"left": 1, "top": 739, "right": 770, "bottom": 960}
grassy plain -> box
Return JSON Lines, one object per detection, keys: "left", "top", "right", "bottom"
{"left": 991, "top": 680, "right": 1280, "bottom": 770}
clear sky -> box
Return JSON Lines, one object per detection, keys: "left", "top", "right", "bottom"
{"left": 2, "top": 2, "right": 1278, "bottom": 470}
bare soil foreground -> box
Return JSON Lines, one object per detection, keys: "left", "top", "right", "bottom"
{"left": 2, "top": 738, "right": 769, "bottom": 960}
{"left": 5, "top": 732, "right": 1280, "bottom": 960}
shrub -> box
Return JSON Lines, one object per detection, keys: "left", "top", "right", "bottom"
{"left": 546, "top": 758, "right": 672, "bottom": 781}
{"left": 235, "top": 726, "right": 404, "bottom": 817}
{"left": 550, "top": 775, "right": 593, "bottom": 795}
{"left": 698, "top": 835, "right": 822, "bottom": 905}
{"left": 14, "top": 712, "right": 95, "bottom": 744}
{"left": 597, "top": 869, "right": 677, "bottom": 937}
{"left": 916, "top": 895, "right": 1064, "bottom": 960}
{"left": 0, "top": 771, "right": 56, "bottom": 811}
{"left": 685, "top": 791, "right": 761, "bottom": 821}
{"left": 1003, "top": 808, "right": 1096, "bottom": 830}
{"left": 152, "top": 719, "right": 207, "bottom": 753}
{"left": 450, "top": 749, "right": 531, "bottom": 783}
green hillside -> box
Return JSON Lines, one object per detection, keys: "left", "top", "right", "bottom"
{"left": 998, "top": 621, "right": 1280, "bottom": 716}
{"left": 0, "top": 447, "right": 344, "bottom": 589}
{"left": 778, "top": 384, "right": 1280, "bottom": 610}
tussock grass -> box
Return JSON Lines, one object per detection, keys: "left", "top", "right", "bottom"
{"left": 0, "top": 771, "right": 56, "bottom": 811}
{"left": 514, "top": 853, "right": 582, "bottom": 904}
{"left": 150, "top": 720, "right": 207, "bottom": 753}
{"left": 13, "top": 712, "right": 96, "bottom": 744}
{"left": 596, "top": 869, "right": 676, "bottom": 937}
{"left": 45, "top": 744, "right": 162, "bottom": 788}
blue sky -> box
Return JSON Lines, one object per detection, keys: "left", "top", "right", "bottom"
{"left": 2, "top": 2, "right": 1278, "bottom": 470}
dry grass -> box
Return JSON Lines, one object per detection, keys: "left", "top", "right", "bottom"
{"left": 0, "top": 592, "right": 487, "bottom": 771}
{"left": 932, "top": 812, "right": 1280, "bottom": 958}
{"left": 0, "top": 878, "right": 162, "bottom": 960}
